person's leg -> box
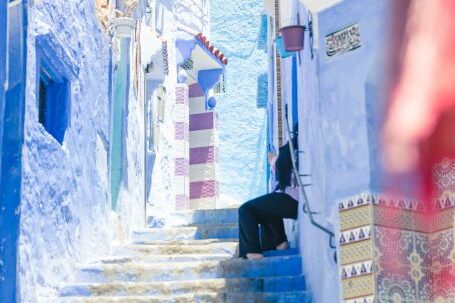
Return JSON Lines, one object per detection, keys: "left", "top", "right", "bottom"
{"left": 255, "top": 192, "right": 298, "bottom": 250}
{"left": 238, "top": 192, "right": 298, "bottom": 258}
{"left": 238, "top": 201, "right": 262, "bottom": 258}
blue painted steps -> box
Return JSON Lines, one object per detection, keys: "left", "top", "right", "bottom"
{"left": 52, "top": 291, "right": 311, "bottom": 303}
{"left": 52, "top": 208, "right": 311, "bottom": 302}
{"left": 59, "top": 275, "right": 306, "bottom": 297}
{"left": 76, "top": 255, "right": 302, "bottom": 283}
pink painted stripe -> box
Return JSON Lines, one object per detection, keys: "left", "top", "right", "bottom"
{"left": 176, "top": 86, "right": 189, "bottom": 104}
{"left": 190, "top": 180, "right": 218, "bottom": 199}
{"left": 189, "top": 83, "right": 204, "bottom": 97}
{"left": 175, "top": 194, "right": 190, "bottom": 210}
{"left": 175, "top": 158, "right": 189, "bottom": 176}
{"left": 175, "top": 122, "right": 188, "bottom": 140}
{"left": 190, "top": 146, "right": 215, "bottom": 165}
{"left": 189, "top": 113, "right": 214, "bottom": 131}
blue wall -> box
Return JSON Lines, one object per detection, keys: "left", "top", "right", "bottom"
{"left": 0, "top": 1, "right": 27, "bottom": 301}
{"left": 285, "top": 0, "right": 389, "bottom": 301}
{"left": 210, "top": 0, "right": 268, "bottom": 204}
{"left": 19, "top": 1, "right": 112, "bottom": 300}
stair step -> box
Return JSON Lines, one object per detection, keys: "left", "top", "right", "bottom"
{"left": 59, "top": 275, "right": 306, "bottom": 297}
{"left": 131, "top": 224, "right": 238, "bottom": 241}
{"left": 263, "top": 248, "right": 299, "bottom": 257}
{"left": 151, "top": 208, "right": 239, "bottom": 227}
{"left": 76, "top": 255, "right": 301, "bottom": 283}
{"left": 53, "top": 291, "right": 310, "bottom": 303}
{"left": 111, "top": 240, "right": 239, "bottom": 257}
{"left": 94, "top": 254, "right": 233, "bottom": 264}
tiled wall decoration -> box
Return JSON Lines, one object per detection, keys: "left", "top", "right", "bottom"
{"left": 338, "top": 186, "right": 455, "bottom": 303}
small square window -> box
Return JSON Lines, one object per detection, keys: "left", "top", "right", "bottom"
{"left": 38, "top": 68, "right": 70, "bottom": 144}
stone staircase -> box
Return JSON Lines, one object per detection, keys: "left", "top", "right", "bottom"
{"left": 52, "top": 208, "right": 311, "bottom": 302}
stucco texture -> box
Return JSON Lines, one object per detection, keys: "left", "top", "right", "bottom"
{"left": 19, "top": 1, "right": 111, "bottom": 301}
{"left": 210, "top": 0, "right": 268, "bottom": 204}
{"left": 290, "top": 0, "right": 389, "bottom": 302}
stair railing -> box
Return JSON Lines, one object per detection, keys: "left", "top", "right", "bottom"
{"left": 284, "top": 105, "right": 336, "bottom": 250}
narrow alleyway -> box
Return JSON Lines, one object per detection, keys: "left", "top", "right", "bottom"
{"left": 50, "top": 208, "right": 309, "bottom": 302}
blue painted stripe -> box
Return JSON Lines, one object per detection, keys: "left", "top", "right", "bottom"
{"left": 0, "top": 1, "right": 27, "bottom": 302}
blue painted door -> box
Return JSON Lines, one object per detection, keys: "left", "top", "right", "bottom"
{"left": 0, "top": 0, "right": 27, "bottom": 301}
{"left": 110, "top": 38, "right": 130, "bottom": 210}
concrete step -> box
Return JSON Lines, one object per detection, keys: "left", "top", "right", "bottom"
{"left": 59, "top": 275, "right": 306, "bottom": 297}
{"left": 93, "top": 254, "right": 233, "bottom": 264}
{"left": 153, "top": 208, "right": 239, "bottom": 227}
{"left": 76, "top": 255, "right": 302, "bottom": 283}
{"left": 52, "top": 291, "right": 311, "bottom": 303}
{"left": 111, "top": 239, "right": 239, "bottom": 257}
{"left": 131, "top": 224, "right": 238, "bottom": 241}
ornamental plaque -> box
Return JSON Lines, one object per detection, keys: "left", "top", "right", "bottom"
{"left": 325, "top": 23, "right": 361, "bottom": 57}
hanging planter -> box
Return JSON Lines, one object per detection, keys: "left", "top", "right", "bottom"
{"left": 279, "top": 25, "right": 306, "bottom": 52}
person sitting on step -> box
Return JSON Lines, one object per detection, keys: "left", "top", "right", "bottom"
{"left": 238, "top": 125, "right": 299, "bottom": 259}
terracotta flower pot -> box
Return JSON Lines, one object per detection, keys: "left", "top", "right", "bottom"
{"left": 279, "top": 25, "right": 306, "bottom": 52}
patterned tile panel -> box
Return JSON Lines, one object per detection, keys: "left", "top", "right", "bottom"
{"left": 430, "top": 228, "right": 454, "bottom": 270}
{"left": 341, "top": 240, "right": 373, "bottom": 265}
{"left": 339, "top": 193, "right": 373, "bottom": 212}
{"left": 340, "top": 205, "right": 373, "bottom": 231}
{"left": 344, "top": 295, "right": 374, "bottom": 303}
{"left": 376, "top": 269, "right": 418, "bottom": 303}
{"left": 342, "top": 274, "right": 374, "bottom": 300}
{"left": 340, "top": 225, "right": 371, "bottom": 245}
{"left": 339, "top": 192, "right": 423, "bottom": 213}
{"left": 431, "top": 208, "right": 454, "bottom": 232}
{"left": 374, "top": 206, "right": 415, "bottom": 231}
{"left": 339, "top": 189, "right": 455, "bottom": 303}
{"left": 341, "top": 260, "right": 373, "bottom": 279}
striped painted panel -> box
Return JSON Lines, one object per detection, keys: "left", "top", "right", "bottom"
{"left": 175, "top": 158, "right": 189, "bottom": 176}
{"left": 174, "top": 122, "right": 189, "bottom": 141}
{"left": 176, "top": 84, "right": 189, "bottom": 105}
{"left": 190, "top": 163, "right": 216, "bottom": 182}
{"left": 174, "top": 176, "right": 189, "bottom": 195}
{"left": 189, "top": 83, "right": 204, "bottom": 97}
{"left": 190, "top": 180, "right": 218, "bottom": 199}
{"left": 189, "top": 112, "right": 214, "bottom": 131}
{"left": 190, "top": 146, "right": 216, "bottom": 165}
{"left": 189, "top": 129, "right": 218, "bottom": 148}
{"left": 189, "top": 96, "right": 206, "bottom": 114}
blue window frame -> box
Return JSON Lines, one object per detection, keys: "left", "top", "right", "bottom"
{"left": 36, "top": 34, "right": 73, "bottom": 144}
{"left": 38, "top": 67, "right": 70, "bottom": 144}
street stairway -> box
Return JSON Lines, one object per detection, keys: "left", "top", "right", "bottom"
{"left": 51, "top": 208, "right": 311, "bottom": 302}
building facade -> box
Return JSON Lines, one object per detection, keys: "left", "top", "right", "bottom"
{"left": 210, "top": 0, "right": 269, "bottom": 205}
{"left": 0, "top": 0, "right": 226, "bottom": 301}
{"left": 266, "top": 0, "right": 455, "bottom": 302}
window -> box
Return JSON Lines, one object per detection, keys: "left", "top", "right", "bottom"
{"left": 38, "top": 67, "right": 70, "bottom": 144}
{"left": 181, "top": 57, "right": 193, "bottom": 70}
{"left": 257, "top": 73, "right": 268, "bottom": 108}
{"left": 213, "top": 72, "right": 226, "bottom": 95}
{"left": 36, "top": 33, "right": 73, "bottom": 145}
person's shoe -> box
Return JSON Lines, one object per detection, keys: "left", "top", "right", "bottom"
{"left": 246, "top": 253, "right": 264, "bottom": 260}
{"left": 276, "top": 241, "right": 289, "bottom": 250}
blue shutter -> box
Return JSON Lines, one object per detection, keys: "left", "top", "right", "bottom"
{"left": 257, "top": 73, "right": 268, "bottom": 108}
